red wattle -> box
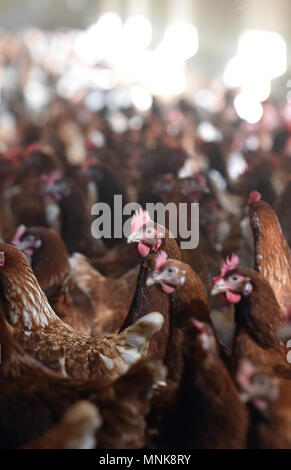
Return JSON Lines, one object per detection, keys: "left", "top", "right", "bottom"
{"left": 153, "top": 239, "right": 161, "bottom": 252}
{"left": 138, "top": 241, "right": 150, "bottom": 257}
{"left": 226, "top": 290, "right": 241, "bottom": 304}
{"left": 161, "top": 282, "right": 175, "bottom": 294}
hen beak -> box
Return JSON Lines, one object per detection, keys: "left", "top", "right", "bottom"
{"left": 211, "top": 281, "right": 228, "bottom": 296}
{"left": 127, "top": 232, "right": 142, "bottom": 244}
{"left": 146, "top": 272, "right": 162, "bottom": 287}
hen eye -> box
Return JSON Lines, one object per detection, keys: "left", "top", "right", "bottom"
{"left": 231, "top": 275, "right": 239, "bottom": 281}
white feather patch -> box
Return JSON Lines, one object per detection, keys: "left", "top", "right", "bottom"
{"left": 99, "top": 353, "right": 114, "bottom": 370}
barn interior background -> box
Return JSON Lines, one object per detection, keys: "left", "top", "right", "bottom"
{"left": 0, "top": 0, "right": 290, "bottom": 130}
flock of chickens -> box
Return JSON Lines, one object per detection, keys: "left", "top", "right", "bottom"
{"left": 2, "top": 52, "right": 291, "bottom": 448}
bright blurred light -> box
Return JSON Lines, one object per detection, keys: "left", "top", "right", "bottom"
{"left": 223, "top": 30, "right": 286, "bottom": 122}
{"left": 106, "top": 87, "right": 132, "bottom": 111}
{"left": 87, "top": 130, "right": 105, "bottom": 147}
{"left": 224, "top": 30, "right": 284, "bottom": 122}
{"left": 95, "top": 12, "right": 123, "bottom": 36}
{"left": 228, "top": 151, "right": 248, "bottom": 181}
{"left": 111, "top": 49, "right": 149, "bottom": 84}
{"left": 50, "top": 32, "right": 72, "bottom": 66}
{"left": 24, "top": 29, "right": 49, "bottom": 64}
{"left": 90, "top": 68, "right": 117, "bottom": 89}
{"left": 74, "top": 31, "right": 102, "bottom": 66}
{"left": 224, "top": 57, "right": 272, "bottom": 99}
{"left": 234, "top": 93, "right": 263, "bottom": 124}
{"left": 0, "top": 111, "right": 16, "bottom": 139}
{"left": 245, "top": 134, "right": 260, "bottom": 151}
{"left": 130, "top": 85, "right": 153, "bottom": 111}
{"left": 123, "top": 15, "right": 152, "bottom": 51}
{"left": 238, "top": 30, "right": 286, "bottom": 79}
{"left": 163, "top": 22, "right": 199, "bottom": 60}
{"left": 197, "top": 121, "right": 222, "bottom": 142}
{"left": 107, "top": 112, "right": 128, "bottom": 133}
{"left": 76, "top": 13, "right": 123, "bottom": 65}
{"left": 194, "top": 89, "right": 222, "bottom": 112}
{"left": 56, "top": 65, "right": 89, "bottom": 98}
{"left": 146, "top": 44, "right": 186, "bottom": 96}
{"left": 24, "top": 81, "right": 51, "bottom": 110}
{"left": 242, "top": 77, "right": 271, "bottom": 102}
{"left": 129, "top": 115, "right": 144, "bottom": 130}
{"left": 84, "top": 90, "right": 105, "bottom": 112}
{"left": 223, "top": 56, "right": 247, "bottom": 88}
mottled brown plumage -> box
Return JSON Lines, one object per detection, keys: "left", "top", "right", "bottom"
{"left": 0, "top": 243, "right": 163, "bottom": 381}
{"left": 12, "top": 226, "right": 138, "bottom": 335}
{"left": 69, "top": 252, "right": 138, "bottom": 335}
{"left": 249, "top": 192, "right": 291, "bottom": 315}
{"left": 0, "top": 302, "right": 165, "bottom": 449}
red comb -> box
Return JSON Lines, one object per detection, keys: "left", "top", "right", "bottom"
{"left": 131, "top": 209, "right": 151, "bottom": 233}
{"left": 154, "top": 251, "right": 168, "bottom": 271}
{"left": 213, "top": 254, "right": 240, "bottom": 283}
{"left": 248, "top": 190, "right": 261, "bottom": 204}
{"left": 12, "top": 225, "right": 26, "bottom": 245}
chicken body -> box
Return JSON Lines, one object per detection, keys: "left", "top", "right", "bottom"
{"left": 249, "top": 192, "right": 291, "bottom": 315}
{"left": 156, "top": 320, "right": 248, "bottom": 449}
{"left": 0, "top": 300, "right": 165, "bottom": 449}
{"left": 0, "top": 243, "right": 163, "bottom": 382}
{"left": 12, "top": 226, "right": 138, "bottom": 335}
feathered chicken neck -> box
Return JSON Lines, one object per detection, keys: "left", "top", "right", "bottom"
{"left": 120, "top": 234, "right": 181, "bottom": 331}
{"left": 0, "top": 244, "right": 60, "bottom": 332}
{"left": 249, "top": 198, "right": 291, "bottom": 314}
{"left": 119, "top": 235, "right": 181, "bottom": 361}
{"left": 28, "top": 227, "right": 70, "bottom": 292}
{"left": 233, "top": 267, "right": 285, "bottom": 351}
{"left": 171, "top": 263, "right": 210, "bottom": 327}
